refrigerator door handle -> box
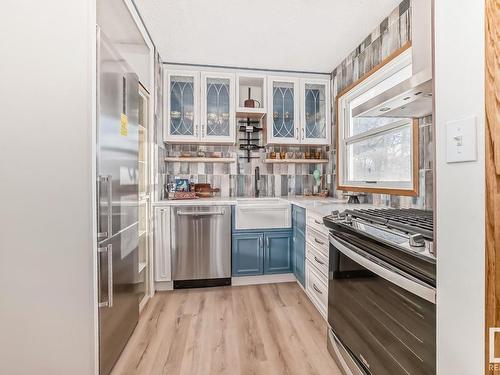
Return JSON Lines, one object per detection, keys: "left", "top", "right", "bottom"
{"left": 98, "top": 244, "right": 113, "bottom": 308}
{"left": 97, "top": 175, "right": 113, "bottom": 240}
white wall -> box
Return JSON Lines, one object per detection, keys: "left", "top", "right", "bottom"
{"left": 434, "top": 1, "right": 485, "bottom": 374}
{"left": 0, "top": 1, "right": 97, "bottom": 374}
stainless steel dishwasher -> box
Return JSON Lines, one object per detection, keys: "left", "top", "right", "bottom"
{"left": 171, "top": 205, "right": 231, "bottom": 288}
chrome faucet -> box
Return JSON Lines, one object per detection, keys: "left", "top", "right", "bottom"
{"left": 254, "top": 167, "right": 260, "bottom": 197}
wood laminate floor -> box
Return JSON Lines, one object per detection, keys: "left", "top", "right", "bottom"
{"left": 111, "top": 282, "right": 342, "bottom": 375}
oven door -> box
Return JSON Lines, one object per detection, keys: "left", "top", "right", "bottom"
{"left": 328, "top": 235, "right": 436, "bottom": 375}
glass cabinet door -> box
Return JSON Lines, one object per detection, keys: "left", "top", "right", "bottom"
{"left": 165, "top": 71, "right": 199, "bottom": 141}
{"left": 300, "top": 79, "right": 330, "bottom": 145}
{"left": 267, "top": 77, "right": 299, "bottom": 144}
{"left": 200, "top": 72, "right": 235, "bottom": 143}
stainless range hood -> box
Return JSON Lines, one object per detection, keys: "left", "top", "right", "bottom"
{"left": 352, "top": 0, "right": 433, "bottom": 119}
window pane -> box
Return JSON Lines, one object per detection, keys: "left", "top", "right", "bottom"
{"left": 351, "top": 116, "right": 406, "bottom": 136}
{"left": 347, "top": 124, "right": 412, "bottom": 182}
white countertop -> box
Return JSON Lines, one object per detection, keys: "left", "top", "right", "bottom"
{"left": 153, "top": 196, "right": 378, "bottom": 217}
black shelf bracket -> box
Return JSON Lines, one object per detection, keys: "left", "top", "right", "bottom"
{"left": 238, "top": 118, "right": 264, "bottom": 162}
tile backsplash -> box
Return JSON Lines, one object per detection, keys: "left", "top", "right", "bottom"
{"left": 161, "top": 143, "right": 335, "bottom": 199}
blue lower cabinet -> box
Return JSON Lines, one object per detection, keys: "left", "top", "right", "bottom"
{"left": 232, "top": 230, "right": 293, "bottom": 276}
{"left": 232, "top": 233, "right": 264, "bottom": 276}
{"left": 293, "top": 230, "right": 306, "bottom": 286}
{"left": 264, "top": 231, "right": 292, "bottom": 274}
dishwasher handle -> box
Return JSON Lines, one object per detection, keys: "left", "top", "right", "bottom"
{"left": 177, "top": 209, "right": 225, "bottom": 216}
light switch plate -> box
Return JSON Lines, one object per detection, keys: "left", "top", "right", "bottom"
{"left": 446, "top": 116, "right": 477, "bottom": 163}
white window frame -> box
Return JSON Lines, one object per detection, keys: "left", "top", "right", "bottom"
{"left": 336, "top": 47, "right": 419, "bottom": 195}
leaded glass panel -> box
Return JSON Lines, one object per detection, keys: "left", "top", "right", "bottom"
{"left": 205, "top": 78, "right": 230, "bottom": 137}
{"left": 304, "top": 83, "right": 326, "bottom": 139}
{"left": 272, "top": 82, "right": 295, "bottom": 138}
{"left": 169, "top": 76, "right": 194, "bottom": 136}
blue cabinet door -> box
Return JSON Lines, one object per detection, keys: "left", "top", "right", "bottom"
{"left": 264, "top": 231, "right": 292, "bottom": 274}
{"left": 292, "top": 205, "right": 306, "bottom": 286}
{"left": 293, "top": 230, "right": 306, "bottom": 286}
{"left": 293, "top": 205, "right": 306, "bottom": 234}
{"left": 232, "top": 233, "right": 264, "bottom": 276}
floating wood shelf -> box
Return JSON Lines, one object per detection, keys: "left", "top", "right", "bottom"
{"left": 164, "top": 157, "right": 236, "bottom": 163}
{"left": 236, "top": 109, "right": 267, "bottom": 119}
{"left": 264, "top": 159, "right": 329, "bottom": 164}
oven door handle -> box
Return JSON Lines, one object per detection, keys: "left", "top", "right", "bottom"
{"left": 330, "top": 236, "right": 436, "bottom": 304}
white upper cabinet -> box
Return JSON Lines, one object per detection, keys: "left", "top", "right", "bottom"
{"left": 300, "top": 78, "right": 331, "bottom": 145}
{"left": 164, "top": 70, "right": 236, "bottom": 143}
{"left": 267, "top": 76, "right": 300, "bottom": 144}
{"left": 164, "top": 66, "right": 331, "bottom": 145}
{"left": 165, "top": 70, "right": 200, "bottom": 142}
{"left": 200, "top": 72, "right": 236, "bottom": 143}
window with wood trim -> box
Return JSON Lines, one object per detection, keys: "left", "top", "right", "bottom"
{"left": 336, "top": 47, "right": 419, "bottom": 196}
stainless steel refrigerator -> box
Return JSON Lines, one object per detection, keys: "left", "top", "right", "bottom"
{"left": 96, "top": 29, "right": 142, "bottom": 375}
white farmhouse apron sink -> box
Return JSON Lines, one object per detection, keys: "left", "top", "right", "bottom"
{"left": 235, "top": 199, "right": 291, "bottom": 230}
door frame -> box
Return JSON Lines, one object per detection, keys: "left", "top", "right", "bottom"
{"left": 485, "top": 0, "right": 499, "bottom": 371}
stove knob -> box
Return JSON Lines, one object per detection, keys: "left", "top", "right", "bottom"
{"left": 339, "top": 212, "right": 346, "bottom": 220}
{"left": 331, "top": 210, "right": 340, "bottom": 218}
{"left": 409, "top": 234, "right": 425, "bottom": 247}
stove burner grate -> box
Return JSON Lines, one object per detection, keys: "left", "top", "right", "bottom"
{"left": 345, "top": 208, "right": 434, "bottom": 240}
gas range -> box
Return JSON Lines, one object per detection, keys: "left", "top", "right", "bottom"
{"left": 323, "top": 207, "right": 436, "bottom": 285}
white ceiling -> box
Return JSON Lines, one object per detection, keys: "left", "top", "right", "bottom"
{"left": 134, "top": 0, "right": 401, "bottom": 73}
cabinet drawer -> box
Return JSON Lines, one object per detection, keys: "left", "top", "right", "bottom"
{"left": 306, "top": 242, "right": 328, "bottom": 278}
{"left": 306, "top": 226, "right": 329, "bottom": 258}
{"left": 306, "top": 260, "right": 328, "bottom": 318}
{"left": 306, "top": 212, "right": 330, "bottom": 236}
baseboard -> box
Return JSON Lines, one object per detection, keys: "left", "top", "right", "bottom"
{"left": 139, "top": 294, "right": 150, "bottom": 313}
{"left": 231, "top": 273, "right": 296, "bottom": 286}
{"left": 155, "top": 275, "right": 298, "bottom": 289}
{"left": 155, "top": 281, "right": 174, "bottom": 291}
{"left": 296, "top": 280, "right": 307, "bottom": 294}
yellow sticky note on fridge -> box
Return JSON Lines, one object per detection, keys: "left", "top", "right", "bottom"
{"left": 120, "top": 113, "right": 128, "bottom": 136}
